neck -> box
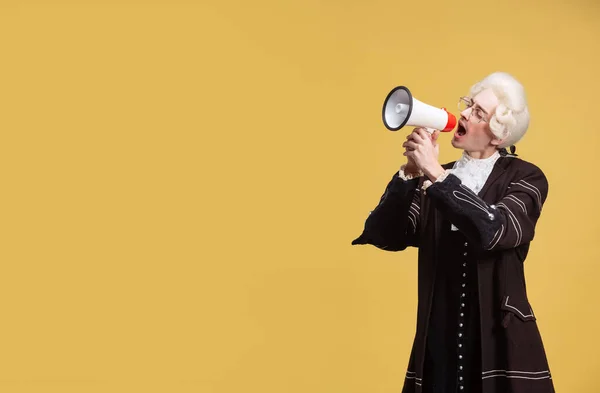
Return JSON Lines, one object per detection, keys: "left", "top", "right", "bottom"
{"left": 464, "top": 148, "right": 498, "bottom": 160}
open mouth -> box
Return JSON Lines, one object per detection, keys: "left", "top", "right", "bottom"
{"left": 455, "top": 121, "right": 467, "bottom": 137}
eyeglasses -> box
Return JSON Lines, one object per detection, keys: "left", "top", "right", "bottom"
{"left": 458, "top": 96, "right": 488, "bottom": 123}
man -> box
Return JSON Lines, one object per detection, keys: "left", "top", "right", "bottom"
{"left": 352, "top": 72, "right": 555, "bottom": 393}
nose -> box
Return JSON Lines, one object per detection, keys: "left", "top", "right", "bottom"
{"left": 461, "top": 106, "right": 472, "bottom": 121}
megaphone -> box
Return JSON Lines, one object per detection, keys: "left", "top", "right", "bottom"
{"left": 382, "top": 86, "right": 456, "bottom": 133}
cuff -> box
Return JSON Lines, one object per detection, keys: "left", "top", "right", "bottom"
{"left": 422, "top": 169, "right": 452, "bottom": 192}
{"left": 398, "top": 165, "right": 423, "bottom": 180}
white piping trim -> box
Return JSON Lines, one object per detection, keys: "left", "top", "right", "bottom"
{"left": 504, "top": 296, "right": 535, "bottom": 319}
{"left": 408, "top": 209, "right": 417, "bottom": 220}
{"left": 497, "top": 202, "right": 522, "bottom": 246}
{"left": 519, "top": 180, "right": 542, "bottom": 207}
{"left": 506, "top": 210, "right": 520, "bottom": 246}
{"left": 459, "top": 183, "right": 492, "bottom": 208}
{"left": 405, "top": 371, "right": 422, "bottom": 382}
{"left": 459, "top": 183, "right": 489, "bottom": 204}
{"left": 408, "top": 213, "right": 416, "bottom": 232}
{"left": 453, "top": 191, "right": 490, "bottom": 215}
{"left": 505, "top": 195, "right": 527, "bottom": 214}
{"left": 510, "top": 181, "right": 542, "bottom": 211}
{"left": 409, "top": 205, "right": 419, "bottom": 215}
{"left": 410, "top": 194, "right": 421, "bottom": 210}
{"left": 459, "top": 183, "right": 481, "bottom": 198}
{"left": 487, "top": 224, "right": 504, "bottom": 250}
{"left": 483, "top": 374, "right": 551, "bottom": 380}
{"left": 482, "top": 369, "right": 549, "bottom": 375}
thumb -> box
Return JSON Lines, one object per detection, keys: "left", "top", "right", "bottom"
{"left": 431, "top": 130, "right": 441, "bottom": 143}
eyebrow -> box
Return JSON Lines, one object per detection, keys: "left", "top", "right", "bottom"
{"left": 471, "top": 99, "right": 489, "bottom": 114}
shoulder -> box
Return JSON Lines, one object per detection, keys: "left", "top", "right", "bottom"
{"left": 501, "top": 156, "right": 547, "bottom": 180}
{"left": 500, "top": 156, "right": 550, "bottom": 202}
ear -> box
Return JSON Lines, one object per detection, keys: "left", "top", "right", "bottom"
{"left": 490, "top": 137, "right": 504, "bottom": 147}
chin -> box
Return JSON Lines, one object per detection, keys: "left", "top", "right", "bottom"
{"left": 451, "top": 139, "right": 463, "bottom": 149}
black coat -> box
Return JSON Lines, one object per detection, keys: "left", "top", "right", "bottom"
{"left": 352, "top": 155, "right": 555, "bottom": 393}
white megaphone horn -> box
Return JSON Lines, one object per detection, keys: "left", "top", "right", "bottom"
{"left": 382, "top": 86, "right": 456, "bottom": 133}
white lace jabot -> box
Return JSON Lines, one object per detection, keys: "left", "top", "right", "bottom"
{"left": 449, "top": 150, "right": 501, "bottom": 195}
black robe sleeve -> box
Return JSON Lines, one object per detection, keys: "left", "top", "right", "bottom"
{"left": 351, "top": 171, "right": 422, "bottom": 251}
{"left": 425, "top": 164, "right": 548, "bottom": 252}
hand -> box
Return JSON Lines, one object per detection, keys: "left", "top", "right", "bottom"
{"left": 403, "top": 134, "right": 420, "bottom": 175}
{"left": 402, "top": 128, "right": 429, "bottom": 174}
{"left": 402, "top": 128, "right": 445, "bottom": 181}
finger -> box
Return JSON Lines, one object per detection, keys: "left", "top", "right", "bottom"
{"left": 404, "top": 141, "right": 419, "bottom": 150}
{"left": 431, "top": 130, "right": 441, "bottom": 143}
{"left": 408, "top": 128, "right": 424, "bottom": 139}
{"left": 408, "top": 130, "right": 423, "bottom": 143}
{"left": 416, "top": 128, "right": 431, "bottom": 142}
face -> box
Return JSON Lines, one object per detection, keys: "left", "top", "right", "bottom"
{"left": 451, "top": 88, "right": 502, "bottom": 157}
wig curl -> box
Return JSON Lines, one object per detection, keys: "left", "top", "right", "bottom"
{"left": 469, "top": 72, "right": 530, "bottom": 149}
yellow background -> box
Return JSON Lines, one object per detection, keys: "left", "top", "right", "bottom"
{"left": 1, "top": 0, "right": 598, "bottom": 392}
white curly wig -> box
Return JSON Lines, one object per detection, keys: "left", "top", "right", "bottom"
{"left": 469, "top": 72, "right": 530, "bottom": 149}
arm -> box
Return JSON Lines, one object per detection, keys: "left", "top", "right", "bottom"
{"left": 424, "top": 165, "right": 548, "bottom": 252}
{"left": 351, "top": 166, "right": 423, "bottom": 251}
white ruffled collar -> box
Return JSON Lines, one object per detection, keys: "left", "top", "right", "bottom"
{"left": 449, "top": 150, "right": 501, "bottom": 195}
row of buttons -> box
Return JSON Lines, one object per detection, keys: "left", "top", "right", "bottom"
{"left": 457, "top": 241, "right": 468, "bottom": 390}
